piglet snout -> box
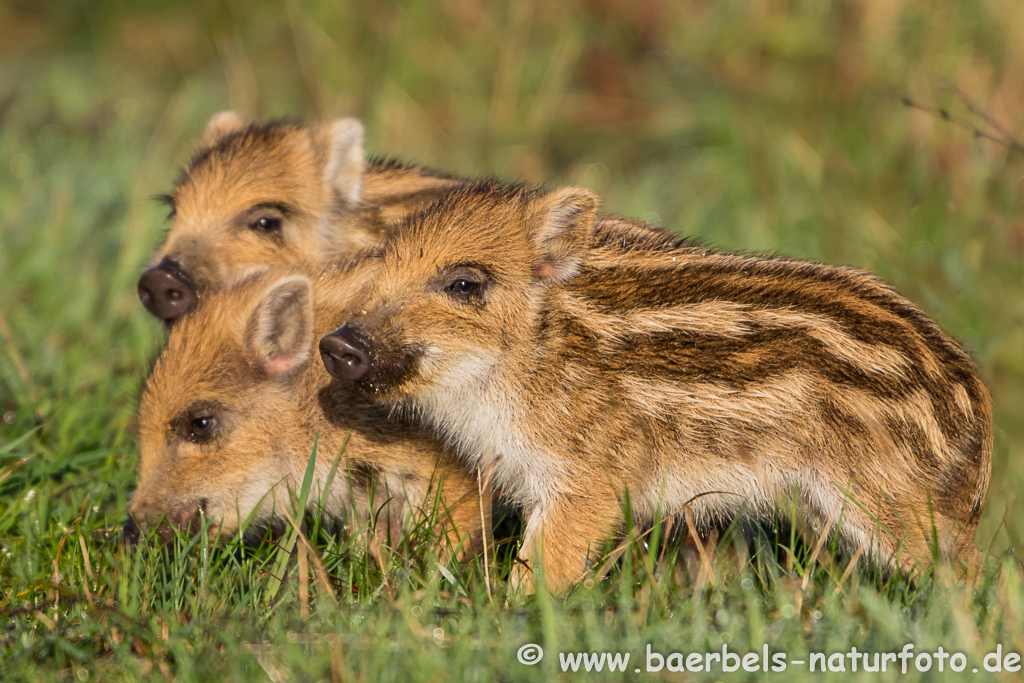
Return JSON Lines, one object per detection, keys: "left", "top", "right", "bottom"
{"left": 138, "top": 259, "right": 197, "bottom": 321}
{"left": 120, "top": 516, "right": 141, "bottom": 547}
{"left": 320, "top": 325, "right": 372, "bottom": 381}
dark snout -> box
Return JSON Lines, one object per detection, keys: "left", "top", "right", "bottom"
{"left": 138, "top": 258, "right": 197, "bottom": 321}
{"left": 120, "top": 516, "right": 141, "bottom": 547}
{"left": 121, "top": 499, "right": 207, "bottom": 545}
{"left": 320, "top": 325, "right": 373, "bottom": 381}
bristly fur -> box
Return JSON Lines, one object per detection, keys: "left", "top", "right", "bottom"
{"left": 133, "top": 113, "right": 684, "bottom": 564}
{"left": 151, "top": 193, "right": 177, "bottom": 220}
{"left": 128, "top": 267, "right": 484, "bottom": 557}
{"left": 335, "top": 180, "right": 993, "bottom": 593}
{"left": 366, "top": 154, "right": 461, "bottom": 180}
{"left": 148, "top": 113, "right": 674, "bottom": 317}
{"left": 148, "top": 115, "right": 468, "bottom": 301}
{"left": 183, "top": 120, "right": 299, "bottom": 180}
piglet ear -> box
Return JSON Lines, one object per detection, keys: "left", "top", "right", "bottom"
{"left": 532, "top": 187, "right": 599, "bottom": 281}
{"left": 200, "top": 111, "right": 246, "bottom": 147}
{"left": 246, "top": 276, "right": 314, "bottom": 377}
{"left": 323, "top": 117, "right": 366, "bottom": 209}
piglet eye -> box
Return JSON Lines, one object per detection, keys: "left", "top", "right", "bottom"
{"left": 437, "top": 265, "right": 488, "bottom": 302}
{"left": 189, "top": 416, "right": 217, "bottom": 441}
{"left": 252, "top": 216, "right": 281, "bottom": 232}
{"left": 447, "top": 279, "right": 480, "bottom": 296}
{"left": 173, "top": 401, "right": 223, "bottom": 444}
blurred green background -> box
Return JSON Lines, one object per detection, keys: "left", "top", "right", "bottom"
{"left": 1, "top": 0, "right": 1022, "bottom": 566}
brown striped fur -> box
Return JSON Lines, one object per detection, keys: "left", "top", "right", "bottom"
{"left": 129, "top": 267, "right": 483, "bottom": 556}
{"left": 149, "top": 112, "right": 462, "bottom": 300}
{"left": 150, "top": 113, "right": 668, "bottom": 307}
{"left": 331, "top": 180, "right": 992, "bottom": 593}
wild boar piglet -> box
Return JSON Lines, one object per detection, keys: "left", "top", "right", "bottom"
{"left": 126, "top": 266, "right": 483, "bottom": 558}
{"left": 320, "top": 180, "right": 992, "bottom": 593}
{"left": 138, "top": 112, "right": 461, "bottom": 321}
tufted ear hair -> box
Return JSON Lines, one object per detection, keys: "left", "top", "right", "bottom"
{"left": 323, "top": 117, "right": 367, "bottom": 209}
{"left": 245, "top": 276, "right": 314, "bottom": 377}
{"left": 531, "top": 187, "right": 600, "bottom": 281}
{"left": 200, "top": 111, "right": 246, "bottom": 148}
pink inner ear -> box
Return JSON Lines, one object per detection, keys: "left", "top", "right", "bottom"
{"left": 265, "top": 353, "right": 303, "bottom": 376}
{"left": 533, "top": 261, "right": 561, "bottom": 279}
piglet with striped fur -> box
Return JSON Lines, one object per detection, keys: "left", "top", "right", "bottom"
{"left": 320, "top": 180, "right": 992, "bottom": 593}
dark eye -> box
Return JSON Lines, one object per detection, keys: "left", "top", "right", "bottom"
{"left": 447, "top": 278, "right": 481, "bottom": 297}
{"left": 251, "top": 216, "right": 281, "bottom": 232}
{"left": 435, "top": 265, "right": 489, "bottom": 302}
{"left": 189, "top": 416, "right": 217, "bottom": 441}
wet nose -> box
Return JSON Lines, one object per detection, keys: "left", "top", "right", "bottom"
{"left": 120, "top": 516, "right": 141, "bottom": 547}
{"left": 320, "top": 325, "right": 372, "bottom": 381}
{"left": 138, "top": 259, "right": 197, "bottom": 320}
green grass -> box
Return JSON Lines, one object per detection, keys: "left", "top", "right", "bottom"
{"left": 2, "top": 0, "right": 1024, "bottom": 680}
